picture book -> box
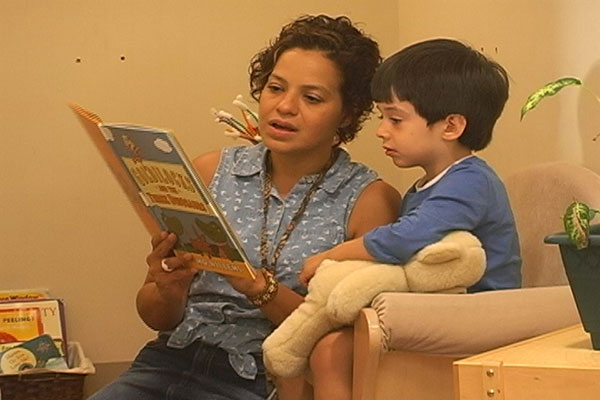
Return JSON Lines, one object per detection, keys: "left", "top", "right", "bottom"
{"left": 0, "top": 334, "right": 68, "bottom": 374}
{"left": 0, "top": 288, "right": 50, "bottom": 303}
{"left": 0, "top": 299, "right": 68, "bottom": 359}
{"left": 69, "top": 104, "right": 255, "bottom": 280}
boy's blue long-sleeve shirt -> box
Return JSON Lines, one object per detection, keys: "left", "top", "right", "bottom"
{"left": 364, "top": 156, "right": 521, "bottom": 292}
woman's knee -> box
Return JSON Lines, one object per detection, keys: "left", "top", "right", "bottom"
{"left": 276, "top": 376, "right": 313, "bottom": 400}
{"left": 309, "top": 328, "right": 353, "bottom": 372}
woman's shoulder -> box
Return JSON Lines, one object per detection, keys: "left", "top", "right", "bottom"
{"left": 193, "top": 144, "right": 265, "bottom": 186}
{"left": 347, "top": 179, "right": 401, "bottom": 237}
{"left": 193, "top": 149, "right": 223, "bottom": 186}
{"left": 334, "top": 148, "right": 379, "bottom": 180}
{"left": 359, "top": 180, "right": 401, "bottom": 215}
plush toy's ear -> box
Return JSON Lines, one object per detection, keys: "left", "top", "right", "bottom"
{"left": 262, "top": 259, "right": 370, "bottom": 378}
{"left": 405, "top": 231, "right": 486, "bottom": 292}
{"left": 416, "top": 230, "right": 482, "bottom": 264}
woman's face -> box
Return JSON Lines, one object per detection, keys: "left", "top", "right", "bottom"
{"left": 258, "top": 48, "right": 345, "bottom": 158}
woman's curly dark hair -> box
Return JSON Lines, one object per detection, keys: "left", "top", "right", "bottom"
{"left": 249, "top": 15, "right": 381, "bottom": 143}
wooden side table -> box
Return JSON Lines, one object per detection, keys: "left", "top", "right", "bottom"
{"left": 453, "top": 324, "right": 600, "bottom": 400}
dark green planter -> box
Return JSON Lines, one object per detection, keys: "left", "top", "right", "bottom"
{"left": 545, "top": 224, "right": 600, "bottom": 350}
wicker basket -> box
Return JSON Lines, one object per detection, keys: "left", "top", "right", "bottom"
{"left": 0, "top": 342, "right": 94, "bottom": 400}
{"left": 0, "top": 372, "right": 84, "bottom": 400}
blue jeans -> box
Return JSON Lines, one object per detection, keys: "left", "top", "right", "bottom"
{"left": 87, "top": 336, "right": 269, "bottom": 400}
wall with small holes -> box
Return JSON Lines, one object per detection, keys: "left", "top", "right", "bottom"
{"left": 0, "top": 0, "right": 399, "bottom": 370}
{"left": 1, "top": 0, "right": 599, "bottom": 391}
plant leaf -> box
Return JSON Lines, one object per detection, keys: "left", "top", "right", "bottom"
{"left": 563, "top": 200, "right": 593, "bottom": 249}
{"left": 520, "top": 77, "right": 582, "bottom": 120}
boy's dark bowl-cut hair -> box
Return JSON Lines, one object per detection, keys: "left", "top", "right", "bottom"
{"left": 250, "top": 14, "right": 381, "bottom": 144}
{"left": 371, "top": 38, "right": 509, "bottom": 151}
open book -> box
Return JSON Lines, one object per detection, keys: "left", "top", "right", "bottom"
{"left": 70, "top": 104, "right": 255, "bottom": 280}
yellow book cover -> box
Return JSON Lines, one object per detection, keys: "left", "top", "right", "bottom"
{"left": 0, "top": 288, "right": 49, "bottom": 302}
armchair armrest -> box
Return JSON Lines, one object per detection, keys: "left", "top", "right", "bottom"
{"left": 369, "top": 285, "right": 579, "bottom": 357}
{"left": 353, "top": 308, "right": 382, "bottom": 400}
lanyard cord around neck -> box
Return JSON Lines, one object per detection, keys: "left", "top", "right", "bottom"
{"left": 260, "top": 151, "right": 337, "bottom": 272}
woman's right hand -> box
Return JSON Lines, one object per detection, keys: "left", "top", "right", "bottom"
{"left": 136, "top": 231, "right": 197, "bottom": 331}
{"left": 146, "top": 231, "right": 197, "bottom": 300}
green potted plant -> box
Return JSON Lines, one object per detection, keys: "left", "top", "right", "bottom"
{"left": 521, "top": 77, "right": 600, "bottom": 350}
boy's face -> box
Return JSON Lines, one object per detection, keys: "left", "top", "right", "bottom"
{"left": 375, "top": 96, "right": 447, "bottom": 175}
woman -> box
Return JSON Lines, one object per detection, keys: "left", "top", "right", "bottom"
{"left": 89, "top": 14, "right": 401, "bottom": 400}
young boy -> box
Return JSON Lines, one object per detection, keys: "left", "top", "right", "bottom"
{"left": 299, "top": 38, "right": 522, "bottom": 400}
{"left": 301, "top": 38, "right": 521, "bottom": 292}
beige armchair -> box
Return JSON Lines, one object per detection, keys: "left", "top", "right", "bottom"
{"left": 353, "top": 162, "right": 600, "bottom": 400}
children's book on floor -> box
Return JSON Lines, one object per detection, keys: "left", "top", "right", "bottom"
{"left": 70, "top": 104, "right": 255, "bottom": 280}
{"left": 0, "top": 298, "right": 68, "bottom": 361}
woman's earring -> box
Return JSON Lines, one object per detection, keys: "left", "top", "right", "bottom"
{"left": 332, "top": 133, "right": 342, "bottom": 147}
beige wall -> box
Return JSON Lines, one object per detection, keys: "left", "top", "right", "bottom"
{"left": 1, "top": 0, "right": 599, "bottom": 376}
{"left": 0, "top": 0, "right": 398, "bottom": 366}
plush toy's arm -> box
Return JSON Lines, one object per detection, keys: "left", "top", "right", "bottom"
{"left": 328, "top": 231, "right": 486, "bottom": 323}
{"left": 262, "top": 260, "right": 372, "bottom": 378}
{"left": 326, "top": 264, "right": 408, "bottom": 324}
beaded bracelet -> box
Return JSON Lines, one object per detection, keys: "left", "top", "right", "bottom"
{"left": 247, "top": 269, "right": 279, "bottom": 307}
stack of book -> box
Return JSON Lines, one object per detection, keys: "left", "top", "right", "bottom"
{"left": 0, "top": 289, "right": 69, "bottom": 374}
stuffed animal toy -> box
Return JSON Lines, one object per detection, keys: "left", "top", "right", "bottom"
{"left": 262, "top": 231, "right": 486, "bottom": 378}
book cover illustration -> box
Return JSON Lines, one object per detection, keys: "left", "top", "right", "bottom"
{"left": 0, "top": 334, "right": 67, "bottom": 374}
{"left": 0, "top": 299, "right": 68, "bottom": 359}
{"left": 70, "top": 104, "right": 255, "bottom": 279}
{"left": 0, "top": 307, "right": 43, "bottom": 344}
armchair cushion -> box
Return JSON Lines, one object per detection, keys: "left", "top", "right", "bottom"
{"left": 371, "top": 285, "right": 580, "bottom": 357}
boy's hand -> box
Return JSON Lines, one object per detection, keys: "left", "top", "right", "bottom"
{"left": 299, "top": 238, "right": 375, "bottom": 286}
{"left": 299, "top": 251, "right": 331, "bottom": 287}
